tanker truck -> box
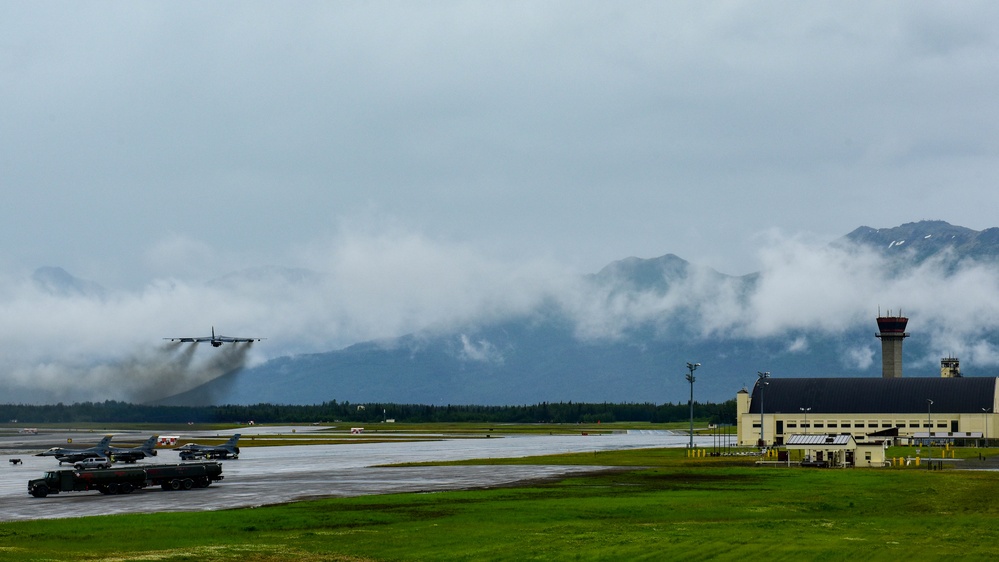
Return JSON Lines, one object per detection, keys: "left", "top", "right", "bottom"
{"left": 28, "top": 462, "right": 223, "bottom": 497}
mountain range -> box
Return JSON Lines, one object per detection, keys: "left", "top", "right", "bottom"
{"left": 150, "top": 220, "right": 999, "bottom": 407}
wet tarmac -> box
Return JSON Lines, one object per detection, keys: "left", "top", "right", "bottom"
{"left": 1, "top": 428, "right": 706, "bottom": 521}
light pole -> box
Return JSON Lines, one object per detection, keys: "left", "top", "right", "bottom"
{"left": 800, "top": 407, "right": 811, "bottom": 434}
{"left": 686, "top": 362, "right": 700, "bottom": 449}
{"left": 757, "top": 371, "right": 770, "bottom": 447}
{"left": 926, "top": 399, "right": 934, "bottom": 448}
{"left": 983, "top": 408, "right": 992, "bottom": 447}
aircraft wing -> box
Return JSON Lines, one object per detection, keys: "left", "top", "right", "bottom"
{"left": 215, "top": 336, "right": 264, "bottom": 343}
{"left": 111, "top": 451, "right": 146, "bottom": 462}
{"left": 165, "top": 336, "right": 214, "bottom": 343}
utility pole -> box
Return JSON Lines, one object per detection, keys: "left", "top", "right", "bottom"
{"left": 686, "top": 362, "right": 700, "bottom": 449}
{"left": 984, "top": 408, "right": 992, "bottom": 447}
{"left": 926, "top": 399, "right": 934, "bottom": 452}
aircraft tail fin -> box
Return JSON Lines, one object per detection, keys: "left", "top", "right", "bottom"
{"left": 141, "top": 435, "right": 158, "bottom": 452}
{"left": 227, "top": 434, "right": 241, "bottom": 446}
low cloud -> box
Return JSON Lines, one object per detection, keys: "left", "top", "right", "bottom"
{"left": 844, "top": 345, "right": 876, "bottom": 370}
{"left": 3, "top": 225, "right": 999, "bottom": 403}
{"left": 457, "top": 334, "right": 504, "bottom": 364}
{"left": 556, "top": 230, "right": 999, "bottom": 370}
{"left": 0, "top": 227, "right": 566, "bottom": 403}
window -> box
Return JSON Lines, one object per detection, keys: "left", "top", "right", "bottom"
{"left": 814, "top": 423, "right": 824, "bottom": 428}
{"left": 827, "top": 423, "right": 838, "bottom": 428}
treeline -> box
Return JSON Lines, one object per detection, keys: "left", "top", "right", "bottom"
{"left": 0, "top": 399, "right": 736, "bottom": 425}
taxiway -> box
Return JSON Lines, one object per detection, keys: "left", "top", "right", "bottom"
{"left": 1, "top": 428, "right": 708, "bottom": 521}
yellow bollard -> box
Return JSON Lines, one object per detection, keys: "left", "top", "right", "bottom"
{"left": 915, "top": 456, "right": 921, "bottom": 467}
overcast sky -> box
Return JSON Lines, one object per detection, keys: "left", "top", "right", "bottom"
{"left": 3, "top": 2, "right": 999, "bottom": 401}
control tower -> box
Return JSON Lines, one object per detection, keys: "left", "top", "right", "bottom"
{"left": 875, "top": 312, "right": 909, "bottom": 378}
{"left": 941, "top": 356, "right": 961, "bottom": 378}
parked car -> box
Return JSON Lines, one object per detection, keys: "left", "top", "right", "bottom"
{"left": 74, "top": 457, "right": 112, "bottom": 470}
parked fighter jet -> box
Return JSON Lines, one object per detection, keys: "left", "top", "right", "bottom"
{"left": 107, "top": 435, "right": 159, "bottom": 463}
{"left": 175, "top": 434, "right": 241, "bottom": 460}
{"left": 165, "top": 327, "right": 263, "bottom": 347}
{"left": 36, "top": 435, "right": 113, "bottom": 464}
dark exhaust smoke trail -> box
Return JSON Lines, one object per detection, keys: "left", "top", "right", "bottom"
{"left": 185, "top": 342, "right": 254, "bottom": 405}
{"left": 120, "top": 342, "right": 252, "bottom": 404}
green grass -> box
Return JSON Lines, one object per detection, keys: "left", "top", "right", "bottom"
{"left": 3, "top": 448, "right": 999, "bottom": 561}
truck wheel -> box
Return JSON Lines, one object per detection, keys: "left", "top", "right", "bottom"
{"left": 106, "top": 483, "right": 119, "bottom": 495}
{"left": 169, "top": 479, "right": 181, "bottom": 491}
{"left": 196, "top": 477, "right": 210, "bottom": 488}
{"left": 182, "top": 478, "right": 194, "bottom": 490}
{"left": 120, "top": 483, "right": 134, "bottom": 494}
{"left": 30, "top": 485, "right": 49, "bottom": 498}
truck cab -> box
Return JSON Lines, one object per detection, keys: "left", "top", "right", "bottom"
{"left": 28, "top": 471, "right": 69, "bottom": 497}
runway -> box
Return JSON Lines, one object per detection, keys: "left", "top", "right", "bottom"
{"left": 0, "top": 427, "right": 707, "bottom": 521}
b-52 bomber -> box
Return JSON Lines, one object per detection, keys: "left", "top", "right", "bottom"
{"left": 36, "top": 436, "right": 113, "bottom": 464}
{"left": 165, "top": 326, "right": 264, "bottom": 347}
{"left": 175, "top": 434, "right": 241, "bottom": 460}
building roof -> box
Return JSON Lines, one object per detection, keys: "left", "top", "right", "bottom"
{"left": 785, "top": 434, "right": 853, "bottom": 446}
{"left": 749, "top": 377, "right": 997, "bottom": 414}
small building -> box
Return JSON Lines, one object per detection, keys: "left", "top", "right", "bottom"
{"left": 784, "top": 434, "right": 888, "bottom": 468}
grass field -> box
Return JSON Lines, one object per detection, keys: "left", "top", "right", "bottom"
{"left": 3, "top": 445, "right": 999, "bottom": 561}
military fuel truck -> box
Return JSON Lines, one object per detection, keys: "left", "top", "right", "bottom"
{"left": 28, "top": 462, "right": 223, "bottom": 497}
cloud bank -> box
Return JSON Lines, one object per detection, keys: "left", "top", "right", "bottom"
{"left": 2, "top": 224, "right": 999, "bottom": 403}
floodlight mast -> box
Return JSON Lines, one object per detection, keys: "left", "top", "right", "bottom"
{"left": 757, "top": 371, "right": 770, "bottom": 447}
{"left": 926, "top": 399, "right": 934, "bottom": 448}
{"left": 984, "top": 408, "right": 992, "bottom": 446}
{"left": 686, "top": 362, "right": 700, "bottom": 449}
